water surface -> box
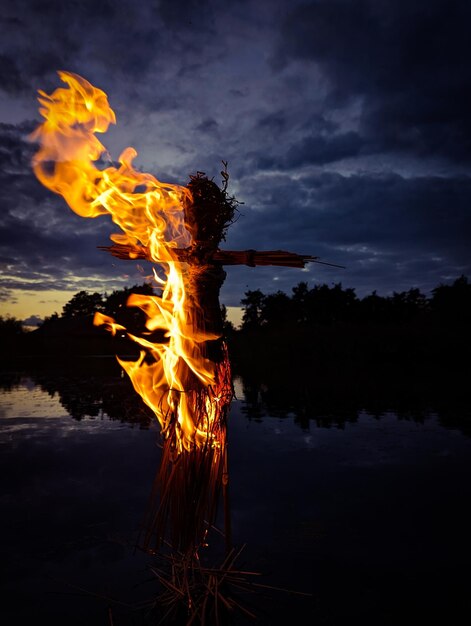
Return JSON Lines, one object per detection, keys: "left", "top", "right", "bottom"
{"left": 1, "top": 370, "right": 470, "bottom": 625}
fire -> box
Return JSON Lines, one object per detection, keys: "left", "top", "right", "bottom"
{"left": 31, "top": 72, "right": 230, "bottom": 452}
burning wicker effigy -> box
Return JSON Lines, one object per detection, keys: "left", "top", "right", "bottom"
{"left": 31, "top": 72, "right": 318, "bottom": 622}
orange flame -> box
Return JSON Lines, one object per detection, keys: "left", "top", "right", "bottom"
{"left": 31, "top": 72, "right": 230, "bottom": 452}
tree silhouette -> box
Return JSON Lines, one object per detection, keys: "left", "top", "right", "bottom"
{"left": 390, "top": 288, "right": 427, "bottom": 323}
{"left": 305, "top": 282, "right": 358, "bottom": 324}
{"left": 103, "top": 283, "right": 154, "bottom": 332}
{"left": 0, "top": 315, "right": 24, "bottom": 335}
{"left": 431, "top": 275, "right": 471, "bottom": 323}
{"left": 62, "top": 291, "right": 105, "bottom": 318}
{"left": 260, "top": 290, "right": 293, "bottom": 328}
{"left": 220, "top": 304, "right": 235, "bottom": 336}
{"left": 358, "top": 290, "right": 389, "bottom": 323}
{"left": 241, "top": 289, "right": 265, "bottom": 330}
{"left": 0, "top": 316, "right": 24, "bottom": 352}
{"left": 292, "top": 281, "right": 310, "bottom": 324}
{"left": 41, "top": 312, "right": 59, "bottom": 329}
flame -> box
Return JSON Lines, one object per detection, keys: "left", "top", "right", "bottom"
{"left": 32, "top": 72, "right": 230, "bottom": 452}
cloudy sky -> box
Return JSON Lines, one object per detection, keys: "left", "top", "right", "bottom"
{"left": 1, "top": 0, "right": 470, "bottom": 326}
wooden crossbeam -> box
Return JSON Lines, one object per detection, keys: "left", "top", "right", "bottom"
{"left": 99, "top": 243, "right": 344, "bottom": 269}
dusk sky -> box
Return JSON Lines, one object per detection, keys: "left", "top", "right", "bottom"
{"left": 1, "top": 0, "right": 470, "bottom": 327}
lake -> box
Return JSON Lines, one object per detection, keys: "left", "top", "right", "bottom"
{"left": 1, "top": 362, "right": 470, "bottom": 625}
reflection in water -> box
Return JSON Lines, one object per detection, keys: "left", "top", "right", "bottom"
{"left": 0, "top": 361, "right": 154, "bottom": 425}
{"left": 2, "top": 365, "right": 471, "bottom": 625}
{"left": 239, "top": 368, "right": 471, "bottom": 437}
{"left": 2, "top": 358, "right": 470, "bottom": 436}
{"left": 0, "top": 377, "right": 158, "bottom": 625}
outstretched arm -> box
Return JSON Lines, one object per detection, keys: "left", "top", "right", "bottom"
{"left": 99, "top": 243, "right": 342, "bottom": 269}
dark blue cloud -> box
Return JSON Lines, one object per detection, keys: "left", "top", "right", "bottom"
{"left": 273, "top": 0, "right": 471, "bottom": 163}
{"left": 285, "top": 132, "right": 364, "bottom": 167}
{"left": 0, "top": 0, "right": 469, "bottom": 313}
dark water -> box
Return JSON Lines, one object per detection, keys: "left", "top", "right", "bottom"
{"left": 1, "top": 365, "right": 471, "bottom": 625}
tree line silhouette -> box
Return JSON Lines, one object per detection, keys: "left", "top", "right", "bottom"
{"left": 229, "top": 274, "right": 470, "bottom": 392}
{"left": 1, "top": 275, "right": 470, "bottom": 364}
{"left": 238, "top": 275, "right": 471, "bottom": 331}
